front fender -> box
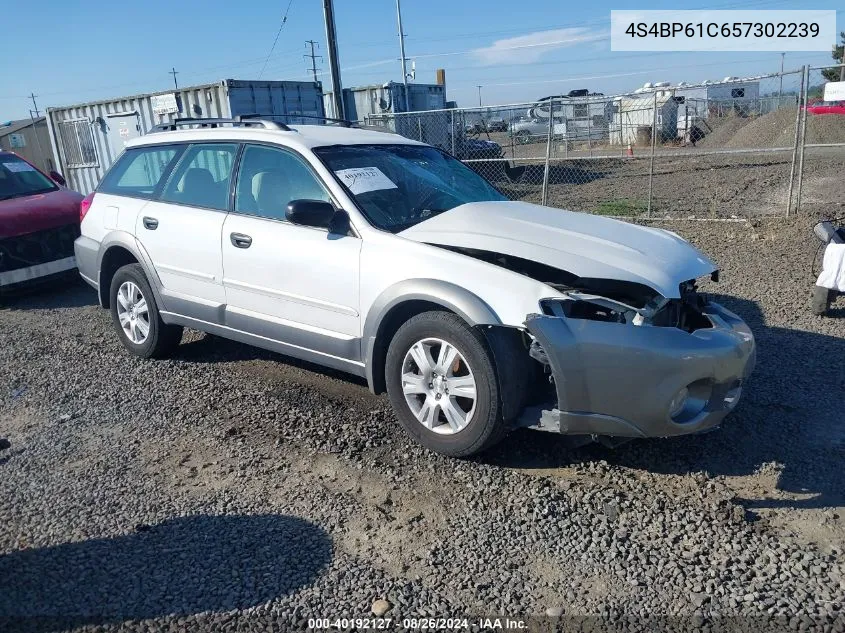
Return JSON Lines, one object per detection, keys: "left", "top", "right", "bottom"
{"left": 362, "top": 279, "right": 501, "bottom": 392}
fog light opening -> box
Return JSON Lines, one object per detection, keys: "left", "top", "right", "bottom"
{"left": 669, "top": 387, "right": 689, "bottom": 418}
{"left": 669, "top": 380, "right": 712, "bottom": 423}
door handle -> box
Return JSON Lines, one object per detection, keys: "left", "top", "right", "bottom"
{"left": 142, "top": 216, "right": 159, "bottom": 230}
{"left": 230, "top": 232, "right": 252, "bottom": 249}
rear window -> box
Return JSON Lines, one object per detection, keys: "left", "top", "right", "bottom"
{"left": 98, "top": 145, "right": 183, "bottom": 198}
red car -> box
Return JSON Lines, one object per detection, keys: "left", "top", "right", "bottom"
{"left": 805, "top": 100, "right": 845, "bottom": 115}
{"left": 0, "top": 151, "right": 83, "bottom": 290}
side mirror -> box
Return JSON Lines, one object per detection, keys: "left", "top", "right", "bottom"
{"left": 49, "top": 171, "right": 67, "bottom": 187}
{"left": 286, "top": 199, "right": 337, "bottom": 229}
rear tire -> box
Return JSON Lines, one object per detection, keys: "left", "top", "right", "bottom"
{"left": 109, "top": 263, "right": 183, "bottom": 358}
{"left": 385, "top": 311, "right": 506, "bottom": 457}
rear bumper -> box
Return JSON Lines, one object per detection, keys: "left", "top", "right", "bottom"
{"left": 520, "top": 301, "right": 756, "bottom": 438}
{"left": 74, "top": 235, "right": 100, "bottom": 291}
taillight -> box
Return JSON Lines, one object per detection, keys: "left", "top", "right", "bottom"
{"left": 79, "top": 193, "right": 95, "bottom": 223}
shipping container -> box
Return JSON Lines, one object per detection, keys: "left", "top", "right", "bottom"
{"left": 323, "top": 82, "right": 446, "bottom": 120}
{"left": 46, "top": 79, "right": 324, "bottom": 194}
{"left": 0, "top": 117, "right": 54, "bottom": 173}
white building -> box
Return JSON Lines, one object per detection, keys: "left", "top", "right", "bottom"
{"left": 609, "top": 91, "right": 679, "bottom": 146}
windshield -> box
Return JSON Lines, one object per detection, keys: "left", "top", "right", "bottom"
{"left": 0, "top": 155, "right": 57, "bottom": 201}
{"left": 314, "top": 144, "right": 506, "bottom": 232}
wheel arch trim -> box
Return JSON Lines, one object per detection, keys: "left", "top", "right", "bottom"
{"left": 362, "top": 279, "right": 501, "bottom": 393}
{"left": 97, "top": 231, "right": 167, "bottom": 312}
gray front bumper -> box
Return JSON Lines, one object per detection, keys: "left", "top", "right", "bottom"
{"left": 521, "top": 302, "right": 756, "bottom": 438}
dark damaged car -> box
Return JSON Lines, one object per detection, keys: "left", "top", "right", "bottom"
{"left": 0, "top": 151, "right": 82, "bottom": 291}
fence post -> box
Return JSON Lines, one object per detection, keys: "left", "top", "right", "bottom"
{"left": 647, "top": 91, "right": 658, "bottom": 218}
{"left": 563, "top": 110, "right": 568, "bottom": 158}
{"left": 541, "top": 98, "right": 554, "bottom": 206}
{"left": 450, "top": 110, "right": 455, "bottom": 155}
{"left": 785, "top": 66, "right": 806, "bottom": 217}
{"left": 795, "top": 65, "right": 811, "bottom": 214}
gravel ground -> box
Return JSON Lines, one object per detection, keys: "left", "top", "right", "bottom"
{"left": 1, "top": 217, "right": 844, "bottom": 632}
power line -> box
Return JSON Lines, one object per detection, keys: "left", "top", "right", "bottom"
{"left": 258, "top": 0, "right": 295, "bottom": 79}
{"left": 304, "top": 40, "right": 322, "bottom": 82}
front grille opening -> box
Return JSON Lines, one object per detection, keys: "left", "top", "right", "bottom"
{"left": 0, "top": 224, "right": 80, "bottom": 273}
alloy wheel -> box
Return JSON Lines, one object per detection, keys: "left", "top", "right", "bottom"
{"left": 401, "top": 337, "right": 477, "bottom": 435}
{"left": 116, "top": 281, "right": 150, "bottom": 344}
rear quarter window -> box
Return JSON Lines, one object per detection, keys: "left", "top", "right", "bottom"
{"left": 97, "top": 145, "right": 183, "bottom": 198}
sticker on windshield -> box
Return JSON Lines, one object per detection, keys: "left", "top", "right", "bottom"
{"left": 2, "top": 161, "right": 36, "bottom": 173}
{"left": 335, "top": 167, "right": 397, "bottom": 195}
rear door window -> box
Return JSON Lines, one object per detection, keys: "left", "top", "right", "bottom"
{"left": 160, "top": 143, "right": 239, "bottom": 211}
{"left": 97, "top": 145, "right": 183, "bottom": 198}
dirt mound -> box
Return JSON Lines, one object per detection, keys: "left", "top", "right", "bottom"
{"left": 702, "top": 107, "right": 845, "bottom": 149}
{"left": 724, "top": 107, "right": 799, "bottom": 148}
{"left": 802, "top": 113, "right": 845, "bottom": 145}
{"left": 697, "top": 112, "right": 753, "bottom": 148}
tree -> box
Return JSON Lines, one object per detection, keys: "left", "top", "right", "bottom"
{"left": 821, "top": 31, "right": 845, "bottom": 82}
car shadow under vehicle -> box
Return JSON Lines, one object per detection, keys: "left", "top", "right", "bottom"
{"left": 172, "top": 333, "right": 371, "bottom": 389}
{"left": 0, "top": 514, "right": 332, "bottom": 632}
{"left": 0, "top": 274, "right": 96, "bottom": 310}
{"left": 484, "top": 294, "right": 845, "bottom": 513}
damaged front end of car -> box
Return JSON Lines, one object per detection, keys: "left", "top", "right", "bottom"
{"left": 517, "top": 275, "right": 756, "bottom": 440}
{"left": 403, "top": 203, "right": 757, "bottom": 441}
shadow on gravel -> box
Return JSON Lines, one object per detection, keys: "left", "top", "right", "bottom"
{"left": 486, "top": 294, "right": 845, "bottom": 513}
{"left": 0, "top": 275, "right": 96, "bottom": 310}
{"left": 173, "top": 333, "right": 370, "bottom": 388}
{"left": 0, "top": 514, "right": 331, "bottom": 632}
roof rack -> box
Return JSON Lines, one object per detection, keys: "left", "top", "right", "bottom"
{"left": 241, "top": 112, "right": 358, "bottom": 127}
{"left": 150, "top": 116, "right": 290, "bottom": 132}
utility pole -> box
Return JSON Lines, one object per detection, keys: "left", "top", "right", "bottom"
{"left": 396, "top": 0, "right": 410, "bottom": 112}
{"left": 304, "top": 40, "right": 322, "bottom": 83}
{"left": 29, "top": 93, "right": 40, "bottom": 118}
{"left": 322, "top": 0, "right": 345, "bottom": 120}
{"left": 169, "top": 67, "right": 179, "bottom": 90}
{"left": 477, "top": 85, "right": 483, "bottom": 107}
{"left": 778, "top": 53, "right": 785, "bottom": 100}
{"left": 27, "top": 93, "right": 48, "bottom": 171}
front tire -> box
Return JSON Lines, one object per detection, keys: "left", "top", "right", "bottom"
{"left": 385, "top": 311, "right": 506, "bottom": 457}
{"left": 109, "top": 263, "right": 183, "bottom": 358}
{"left": 811, "top": 285, "right": 833, "bottom": 316}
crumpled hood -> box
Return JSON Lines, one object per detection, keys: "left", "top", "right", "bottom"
{"left": 399, "top": 201, "right": 716, "bottom": 299}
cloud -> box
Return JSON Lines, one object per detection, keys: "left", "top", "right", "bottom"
{"left": 471, "top": 28, "right": 607, "bottom": 66}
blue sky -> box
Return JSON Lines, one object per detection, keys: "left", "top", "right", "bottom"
{"left": 1, "top": 0, "right": 842, "bottom": 120}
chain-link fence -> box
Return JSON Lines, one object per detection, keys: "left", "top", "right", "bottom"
{"left": 793, "top": 64, "right": 845, "bottom": 219}
{"left": 363, "top": 67, "right": 843, "bottom": 219}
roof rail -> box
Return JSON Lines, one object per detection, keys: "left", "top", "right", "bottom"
{"left": 240, "top": 112, "right": 358, "bottom": 127}
{"left": 150, "top": 117, "right": 291, "bottom": 132}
